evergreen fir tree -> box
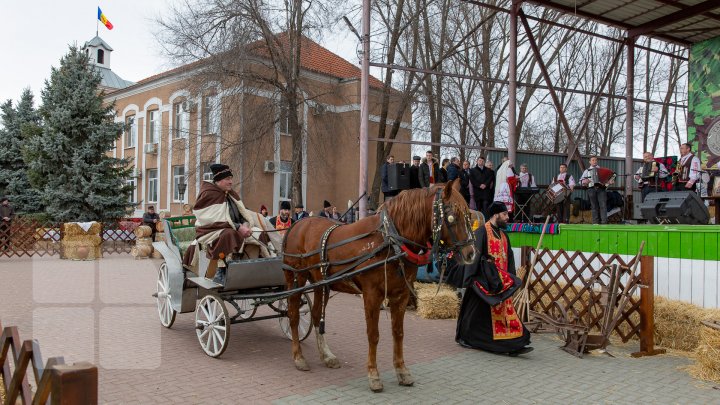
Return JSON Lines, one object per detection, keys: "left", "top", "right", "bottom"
{"left": 0, "top": 89, "right": 44, "bottom": 213}
{"left": 25, "top": 45, "right": 132, "bottom": 222}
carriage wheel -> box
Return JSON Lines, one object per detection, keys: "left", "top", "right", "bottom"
{"left": 278, "top": 293, "right": 313, "bottom": 342}
{"left": 235, "top": 299, "right": 257, "bottom": 320}
{"left": 156, "top": 262, "right": 176, "bottom": 328}
{"left": 195, "top": 294, "right": 230, "bottom": 358}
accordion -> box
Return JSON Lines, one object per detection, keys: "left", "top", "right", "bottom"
{"left": 588, "top": 167, "right": 615, "bottom": 188}
{"left": 640, "top": 161, "right": 657, "bottom": 182}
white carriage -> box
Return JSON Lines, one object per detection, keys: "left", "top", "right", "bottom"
{"left": 152, "top": 216, "right": 312, "bottom": 357}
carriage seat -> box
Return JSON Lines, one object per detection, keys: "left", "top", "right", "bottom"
{"left": 164, "top": 216, "right": 197, "bottom": 257}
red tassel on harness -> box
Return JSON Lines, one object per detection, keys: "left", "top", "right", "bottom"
{"left": 401, "top": 243, "right": 432, "bottom": 265}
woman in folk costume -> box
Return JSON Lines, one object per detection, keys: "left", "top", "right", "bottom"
{"left": 493, "top": 160, "right": 518, "bottom": 214}
{"left": 456, "top": 201, "right": 532, "bottom": 356}
{"left": 182, "top": 163, "right": 282, "bottom": 283}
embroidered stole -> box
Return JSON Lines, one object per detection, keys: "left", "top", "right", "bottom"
{"left": 485, "top": 222, "right": 523, "bottom": 340}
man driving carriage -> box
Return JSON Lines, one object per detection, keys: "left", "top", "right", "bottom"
{"left": 182, "top": 163, "right": 281, "bottom": 284}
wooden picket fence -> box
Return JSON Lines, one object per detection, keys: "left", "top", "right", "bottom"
{"left": 1, "top": 321, "right": 97, "bottom": 404}
{"left": 0, "top": 218, "right": 138, "bottom": 258}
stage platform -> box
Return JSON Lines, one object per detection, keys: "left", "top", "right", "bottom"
{"left": 507, "top": 224, "right": 720, "bottom": 309}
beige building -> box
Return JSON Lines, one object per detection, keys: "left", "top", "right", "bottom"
{"left": 86, "top": 35, "right": 412, "bottom": 217}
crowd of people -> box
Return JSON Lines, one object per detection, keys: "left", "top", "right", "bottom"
{"left": 380, "top": 143, "right": 704, "bottom": 225}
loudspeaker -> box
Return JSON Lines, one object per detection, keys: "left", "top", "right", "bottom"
{"left": 388, "top": 163, "right": 410, "bottom": 191}
{"left": 640, "top": 191, "right": 709, "bottom": 224}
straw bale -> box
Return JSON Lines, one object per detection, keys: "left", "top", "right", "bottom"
{"left": 0, "top": 376, "right": 5, "bottom": 403}
{"left": 654, "top": 297, "right": 720, "bottom": 352}
{"left": 131, "top": 244, "right": 153, "bottom": 259}
{"left": 63, "top": 222, "right": 101, "bottom": 237}
{"left": 61, "top": 238, "right": 102, "bottom": 260}
{"left": 688, "top": 323, "right": 720, "bottom": 383}
{"left": 136, "top": 237, "right": 153, "bottom": 247}
{"left": 135, "top": 225, "right": 152, "bottom": 238}
{"left": 414, "top": 282, "right": 459, "bottom": 320}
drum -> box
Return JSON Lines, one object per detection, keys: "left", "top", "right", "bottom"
{"left": 546, "top": 182, "right": 569, "bottom": 205}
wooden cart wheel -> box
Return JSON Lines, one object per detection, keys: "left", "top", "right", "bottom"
{"left": 235, "top": 299, "right": 257, "bottom": 320}
{"left": 278, "top": 293, "right": 313, "bottom": 342}
{"left": 550, "top": 301, "right": 570, "bottom": 341}
{"left": 156, "top": 262, "right": 177, "bottom": 328}
{"left": 195, "top": 294, "right": 230, "bottom": 358}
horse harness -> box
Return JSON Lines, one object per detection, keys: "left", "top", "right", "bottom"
{"left": 282, "top": 186, "right": 475, "bottom": 334}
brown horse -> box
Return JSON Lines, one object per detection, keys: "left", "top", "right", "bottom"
{"left": 282, "top": 180, "right": 476, "bottom": 392}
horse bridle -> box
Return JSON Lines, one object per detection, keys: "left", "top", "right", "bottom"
{"left": 430, "top": 187, "right": 476, "bottom": 259}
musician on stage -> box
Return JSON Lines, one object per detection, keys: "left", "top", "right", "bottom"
{"left": 518, "top": 164, "right": 536, "bottom": 188}
{"left": 634, "top": 152, "right": 669, "bottom": 202}
{"left": 674, "top": 143, "right": 701, "bottom": 193}
{"left": 580, "top": 156, "right": 612, "bottom": 224}
{"left": 552, "top": 163, "right": 575, "bottom": 223}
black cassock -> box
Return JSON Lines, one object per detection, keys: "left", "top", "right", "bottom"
{"left": 455, "top": 226, "right": 531, "bottom": 353}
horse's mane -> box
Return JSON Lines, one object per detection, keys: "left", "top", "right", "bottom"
{"left": 382, "top": 187, "right": 434, "bottom": 246}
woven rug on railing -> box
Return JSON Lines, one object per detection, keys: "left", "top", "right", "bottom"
{"left": 505, "top": 222, "right": 559, "bottom": 234}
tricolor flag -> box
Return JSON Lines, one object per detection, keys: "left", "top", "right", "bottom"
{"left": 98, "top": 7, "right": 113, "bottom": 30}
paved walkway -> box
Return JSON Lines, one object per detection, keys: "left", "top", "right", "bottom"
{"left": 1, "top": 255, "right": 718, "bottom": 404}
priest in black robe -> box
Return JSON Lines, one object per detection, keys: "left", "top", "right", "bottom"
{"left": 456, "top": 201, "right": 532, "bottom": 356}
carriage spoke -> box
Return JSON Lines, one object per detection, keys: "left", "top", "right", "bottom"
{"left": 212, "top": 329, "right": 224, "bottom": 346}
{"left": 200, "top": 302, "right": 211, "bottom": 321}
{"left": 212, "top": 331, "right": 219, "bottom": 354}
{"left": 199, "top": 327, "right": 210, "bottom": 341}
{"left": 213, "top": 324, "right": 226, "bottom": 332}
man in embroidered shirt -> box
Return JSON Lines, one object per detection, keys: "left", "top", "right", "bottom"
{"left": 456, "top": 201, "right": 532, "bottom": 356}
{"left": 552, "top": 163, "right": 576, "bottom": 223}
{"left": 517, "top": 164, "right": 536, "bottom": 188}
{"left": 674, "top": 143, "right": 702, "bottom": 193}
{"left": 580, "top": 156, "right": 610, "bottom": 224}
{"left": 634, "top": 152, "right": 669, "bottom": 202}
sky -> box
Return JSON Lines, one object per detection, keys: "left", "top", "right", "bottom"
{"left": 0, "top": 0, "right": 358, "bottom": 105}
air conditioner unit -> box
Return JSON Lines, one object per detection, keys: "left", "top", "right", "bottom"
{"left": 143, "top": 143, "right": 157, "bottom": 154}
{"left": 312, "top": 104, "right": 326, "bottom": 116}
{"left": 181, "top": 100, "right": 197, "bottom": 113}
{"left": 263, "top": 160, "right": 276, "bottom": 173}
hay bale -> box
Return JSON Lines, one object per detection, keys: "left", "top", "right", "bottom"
{"left": 61, "top": 237, "right": 102, "bottom": 260}
{"left": 414, "top": 282, "right": 459, "bottom": 320}
{"left": 131, "top": 244, "right": 153, "bottom": 259}
{"left": 688, "top": 323, "right": 720, "bottom": 383}
{"left": 654, "top": 297, "right": 720, "bottom": 352}
{"left": 0, "top": 375, "right": 5, "bottom": 403}
{"left": 135, "top": 225, "right": 152, "bottom": 238}
{"left": 63, "top": 222, "right": 101, "bottom": 237}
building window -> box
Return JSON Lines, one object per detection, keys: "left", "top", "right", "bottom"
{"left": 125, "top": 116, "right": 136, "bottom": 147}
{"left": 203, "top": 95, "right": 219, "bottom": 135}
{"left": 126, "top": 178, "right": 136, "bottom": 203}
{"left": 200, "top": 162, "right": 214, "bottom": 181}
{"left": 97, "top": 49, "right": 104, "bottom": 64}
{"left": 147, "top": 110, "right": 160, "bottom": 144}
{"left": 279, "top": 161, "right": 292, "bottom": 201}
{"left": 278, "top": 104, "right": 290, "bottom": 136}
{"left": 173, "top": 102, "right": 188, "bottom": 138}
{"left": 173, "top": 165, "right": 185, "bottom": 202}
{"left": 147, "top": 169, "right": 158, "bottom": 203}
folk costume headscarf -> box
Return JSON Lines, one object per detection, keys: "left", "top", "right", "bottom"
{"left": 482, "top": 221, "right": 523, "bottom": 340}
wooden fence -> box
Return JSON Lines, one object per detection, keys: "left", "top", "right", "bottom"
{"left": 520, "top": 247, "right": 660, "bottom": 356}
{"left": 1, "top": 321, "right": 97, "bottom": 405}
{"left": 0, "top": 218, "right": 138, "bottom": 258}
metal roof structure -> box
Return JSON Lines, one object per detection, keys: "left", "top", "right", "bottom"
{"left": 524, "top": 0, "right": 720, "bottom": 46}
{"left": 94, "top": 66, "right": 134, "bottom": 90}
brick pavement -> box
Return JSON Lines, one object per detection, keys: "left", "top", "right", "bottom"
{"left": 1, "top": 255, "right": 718, "bottom": 404}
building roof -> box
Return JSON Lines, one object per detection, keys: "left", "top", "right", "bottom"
{"left": 108, "top": 34, "right": 384, "bottom": 95}
{"left": 525, "top": 0, "right": 720, "bottom": 46}
{"left": 84, "top": 35, "right": 114, "bottom": 51}
{"left": 95, "top": 66, "right": 134, "bottom": 90}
